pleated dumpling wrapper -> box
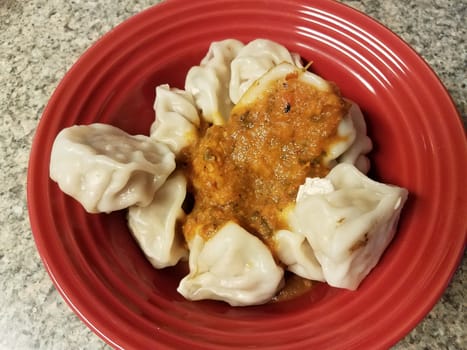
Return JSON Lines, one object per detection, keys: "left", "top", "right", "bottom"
{"left": 177, "top": 222, "right": 284, "bottom": 306}
{"left": 127, "top": 170, "right": 188, "bottom": 269}
{"left": 289, "top": 163, "right": 408, "bottom": 290}
{"left": 150, "top": 84, "right": 200, "bottom": 155}
{"left": 334, "top": 100, "right": 373, "bottom": 174}
{"left": 273, "top": 229, "right": 325, "bottom": 282}
{"left": 50, "top": 123, "right": 175, "bottom": 213}
{"left": 229, "top": 38, "right": 303, "bottom": 104}
{"left": 185, "top": 39, "right": 244, "bottom": 125}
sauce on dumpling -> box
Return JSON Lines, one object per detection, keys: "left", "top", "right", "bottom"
{"left": 180, "top": 65, "right": 350, "bottom": 252}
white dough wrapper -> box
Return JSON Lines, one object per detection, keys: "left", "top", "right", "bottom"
{"left": 321, "top": 109, "right": 356, "bottom": 167}
{"left": 49, "top": 123, "right": 176, "bottom": 213}
{"left": 185, "top": 39, "right": 244, "bottom": 125}
{"left": 289, "top": 163, "right": 408, "bottom": 290}
{"left": 178, "top": 222, "right": 284, "bottom": 306}
{"left": 127, "top": 170, "right": 188, "bottom": 269}
{"left": 229, "top": 39, "right": 304, "bottom": 104}
{"left": 336, "top": 101, "right": 373, "bottom": 173}
{"left": 151, "top": 84, "right": 200, "bottom": 155}
{"left": 237, "top": 62, "right": 330, "bottom": 107}
{"left": 274, "top": 230, "right": 325, "bottom": 281}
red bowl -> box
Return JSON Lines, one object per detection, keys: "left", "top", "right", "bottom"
{"left": 27, "top": 0, "right": 467, "bottom": 349}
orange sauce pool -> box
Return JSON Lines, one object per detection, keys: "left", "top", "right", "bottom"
{"left": 178, "top": 71, "right": 349, "bottom": 300}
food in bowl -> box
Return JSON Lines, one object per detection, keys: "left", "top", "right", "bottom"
{"left": 49, "top": 39, "right": 408, "bottom": 306}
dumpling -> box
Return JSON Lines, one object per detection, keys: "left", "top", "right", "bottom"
{"left": 336, "top": 101, "right": 373, "bottom": 173}
{"left": 274, "top": 229, "right": 324, "bottom": 281}
{"left": 177, "top": 221, "right": 284, "bottom": 306}
{"left": 236, "top": 61, "right": 331, "bottom": 107}
{"left": 321, "top": 109, "right": 356, "bottom": 167}
{"left": 229, "top": 39, "right": 304, "bottom": 104}
{"left": 127, "top": 170, "right": 188, "bottom": 268}
{"left": 49, "top": 123, "right": 175, "bottom": 213}
{"left": 185, "top": 39, "right": 244, "bottom": 125}
{"left": 150, "top": 84, "right": 200, "bottom": 155}
{"left": 289, "top": 163, "right": 408, "bottom": 290}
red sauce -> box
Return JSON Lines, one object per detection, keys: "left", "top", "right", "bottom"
{"left": 178, "top": 72, "right": 349, "bottom": 300}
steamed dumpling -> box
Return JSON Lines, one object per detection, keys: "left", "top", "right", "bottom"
{"left": 289, "top": 163, "right": 408, "bottom": 290}
{"left": 185, "top": 39, "right": 244, "bottom": 125}
{"left": 336, "top": 101, "right": 373, "bottom": 173}
{"left": 177, "top": 222, "right": 284, "bottom": 306}
{"left": 236, "top": 61, "right": 331, "bottom": 107}
{"left": 321, "top": 109, "right": 356, "bottom": 167}
{"left": 229, "top": 39, "right": 303, "bottom": 104}
{"left": 127, "top": 170, "right": 188, "bottom": 268}
{"left": 49, "top": 123, "right": 175, "bottom": 213}
{"left": 274, "top": 229, "right": 324, "bottom": 281}
{"left": 151, "top": 84, "right": 200, "bottom": 155}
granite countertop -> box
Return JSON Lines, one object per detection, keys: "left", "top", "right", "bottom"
{"left": 0, "top": 0, "right": 465, "bottom": 349}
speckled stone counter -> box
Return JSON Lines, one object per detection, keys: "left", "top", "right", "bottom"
{"left": 0, "top": 0, "right": 465, "bottom": 349}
